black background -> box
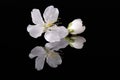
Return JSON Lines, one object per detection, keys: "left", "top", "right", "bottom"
{"left": 0, "top": 0, "right": 120, "bottom": 79}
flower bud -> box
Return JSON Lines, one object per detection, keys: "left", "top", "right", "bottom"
{"left": 68, "top": 19, "right": 86, "bottom": 34}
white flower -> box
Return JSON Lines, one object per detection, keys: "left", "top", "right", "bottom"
{"left": 27, "top": 5, "right": 68, "bottom": 42}
{"left": 68, "top": 19, "right": 86, "bottom": 34}
{"left": 29, "top": 46, "right": 62, "bottom": 71}
{"left": 68, "top": 36, "right": 86, "bottom": 49}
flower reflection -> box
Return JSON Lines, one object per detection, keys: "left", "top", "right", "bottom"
{"left": 46, "top": 36, "right": 86, "bottom": 50}
{"left": 29, "top": 46, "right": 62, "bottom": 71}
{"left": 66, "top": 36, "right": 86, "bottom": 49}
{"left": 29, "top": 36, "right": 86, "bottom": 71}
{"left": 45, "top": 38, "right": 69, "bottom": 51}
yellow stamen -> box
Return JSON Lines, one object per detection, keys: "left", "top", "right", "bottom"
{"left": 44, "top": 22, "right": 53, "bottom": 28}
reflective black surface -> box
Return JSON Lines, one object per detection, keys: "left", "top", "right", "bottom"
{"left": 0, "top": 0, "right": 120, "bottom": 79}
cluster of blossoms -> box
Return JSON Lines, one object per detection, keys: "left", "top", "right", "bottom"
{"left": 27, "top": 5, "right": 86, "bottom": 71}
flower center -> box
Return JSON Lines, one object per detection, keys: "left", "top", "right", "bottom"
{"left": 44, "top": 47, "right": 57, "bottom": 58}
{"left": 44, "top": 22, "right": 53, "bottom": 28}
{"left": 48, "top": 52, "right": 57, "bottom": 58}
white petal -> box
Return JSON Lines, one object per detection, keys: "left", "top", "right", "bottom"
{"left": 35, "top": 56, "right": 46, "bottom": 71}
{"left": 46, "top": 51, "right": 62, "bottom": 68}
{"left": 27, "top": 24, "right": 44, "bottom": 38}
{"left": 43, "top": 5, "right": 59, "bottom": 24}
{"left": 70, "top": 36, "right": 86, "bottom": 49}
{"left": 56, "top": 26, "right": 69, "bottom": 38}
{"left": 44, "top": 29, "right": 60, "bottom": 42}
{"left": 29, "top": 46, "right": 46, "bottom": 59}
{"left": 44, "top": 25, "right": 68, "bottom": 42}
{"left": 68, "top": 19, "right": 86, "bottom": 34}
{"left": 45, "top": 39, "right": 69, "bottom": 51}
{"left": 31, "top": 9, "right": 44, "bottom": 25}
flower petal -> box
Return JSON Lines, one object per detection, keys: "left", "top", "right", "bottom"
{"left": 56, "top": 26, "right": 69, "bottom": 38}
{"left": 44, "top": 29, "right": 60, "bottom": 42}
{"left": 27, "top": 24, "right": 44, "bottom": 38}
{"left": 29, "top": 46, "right": 46, "bottom": 59}
{"left": 35, "top": 56, "right": 46, "bottom": 71}
{"left": 46, "top": 51, "right": 62, "bottom": 68}
{"left": 70, "top": 36, "right": 86, "bottom": 49}
{"left": 44, "top": 25, "right": 68, "bottom": 42}
{"left": 43, "top": 5, "right": 59, "bottom": 24}
{"left": 45, "top": 39, "right": 69, "bottom": 51}
{"left": 31, "top": 9, "right": 44, "bottom": 25}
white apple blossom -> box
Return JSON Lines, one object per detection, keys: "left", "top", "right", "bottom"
{"left": 29, "top": 46, "right": 62, "bottom": 71}
{"left": 27, "top": 5, "right": 68, "bottom": 42}
{"left": 67, "top": 19, "right": 86, "bottom": 34}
